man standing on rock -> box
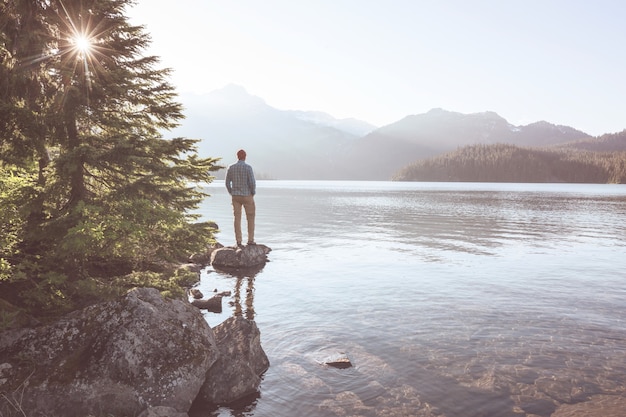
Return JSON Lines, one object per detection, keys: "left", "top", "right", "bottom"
{"left": 225, "top": 149, "right": 256, "bottom": 248}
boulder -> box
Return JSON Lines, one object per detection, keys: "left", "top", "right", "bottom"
{"left": 190, "top": 242, "right": 224, "bottom": 266}
{"left": 191, "top": 295, "right": 223, "bottom": 313}
{"left": 189, "top": 288, "right": 204, "bottom": 299}
{"left": 211, "top": 244, "right": 271, "bottom": 269}
{"left": 198, "top": 316, "right": 270, "bottom": 404}
{"left": 0, "top": 288, "right": 219, "bottom": 417}
{"left": 178, "top": 263, "right": 202, "bottom": 275}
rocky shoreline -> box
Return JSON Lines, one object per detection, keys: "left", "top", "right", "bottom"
{"left": 0, "top": 243, "right": 271, "bottom": 417}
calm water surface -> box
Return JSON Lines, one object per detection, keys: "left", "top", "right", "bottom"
{"left": 190, "top": 181, "right": 626, "bottom": 417}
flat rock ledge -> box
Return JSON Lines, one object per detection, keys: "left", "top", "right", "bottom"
{"left": 190, "top": 242, "right": 271, "bottom": 271}
{"left": 210, "top": 244, "right": 272, "bottom": 270}
{"left": 0, "top": 288, "right": 269, "bottom": 417}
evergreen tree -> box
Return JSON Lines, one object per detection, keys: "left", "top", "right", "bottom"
{"left": 1, "top": 0, "right": 220, "bottom": 320}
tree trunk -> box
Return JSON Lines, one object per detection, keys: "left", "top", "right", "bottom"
{"left": 64, "top": 87, "right": 86, "bottom": 209}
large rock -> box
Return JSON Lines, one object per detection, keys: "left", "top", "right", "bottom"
{"left": 198, "top": 316, "right": 270, "bottom": 404}
{"left": 0, "top": 288, "right": 218, "bottom": 417}
{"left": 190, "top": 242, "right": 224, "bottom": 266}
{"left": 211, "top": 244, "right": 271, "bottom": 269}
{"left": 191, "top": 295, "right": 223, "bottom": 313}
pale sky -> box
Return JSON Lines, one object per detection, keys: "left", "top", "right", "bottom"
{"left": 127, "top": 1, "right": 626, "bottom": 136}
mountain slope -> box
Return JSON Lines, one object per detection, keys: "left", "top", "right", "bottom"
{"left": 172, "top": 85, "right": 364, "bottom": 179}
{"left": 346, "top": 109, "right": 592, "bottom": 179}
{"left": 560, "top": 130, "right": 626, "bottom": 152}
{"left": 170, "top": 86, "right": 612, "bottom": 180}
{"left": 288, "top": 110, "right": 377, "bottom": 137}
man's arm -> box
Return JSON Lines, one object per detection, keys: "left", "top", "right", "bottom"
{"left": 225, "top": 167, "right": 233, "bottom": 194}
{"left": 248, "top": 166, "right": 256, "bottom": 196}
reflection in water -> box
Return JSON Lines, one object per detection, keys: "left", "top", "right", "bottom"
{"left": 233, "top": 275, "right": 255, "bottom": 320}
{"left": 189, "top": 389, "right": 260, "bottom": 417}
{"left": 212, "top": 265, "right": 264, "bottom": 321}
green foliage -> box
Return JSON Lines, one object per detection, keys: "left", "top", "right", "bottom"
{"left": 0, "top": 298, "right": 34, "bottom": 331}
{"left": 1, "top": 0, "right": 221, "bottom": 321}
{"left": 56, "top": 198, "right": 217, "bottom": 268}
{"left": 113, "top": 267, "right": 200, "bottom": 300}
{"left": 394, "top": 144, "right": 626, "bottom": 184}
{"left": 0, "top": 309, "right": 20, "bottom": 331}
{"left": 0, "top": 166, "right": 36, "bottom": 282}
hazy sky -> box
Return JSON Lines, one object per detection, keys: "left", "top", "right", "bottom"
{"left": 127, "top": 1, "right": 625, "bottom": 136}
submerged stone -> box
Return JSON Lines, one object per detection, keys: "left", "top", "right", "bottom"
{"left": 324, "top": 353, "right": 353, "bottom": 369}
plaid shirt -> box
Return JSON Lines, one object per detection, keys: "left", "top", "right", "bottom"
{"left": 225, "top": 160, "right": 256, "bottom": 196}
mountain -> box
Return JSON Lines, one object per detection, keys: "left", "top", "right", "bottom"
{"left": 345, "top": 109, "right": 592, "bottom": 179}
{"left": 170, "top": 86, "right": 612, "bottom": 180}
{"left": 171, "top": 85, "right": 370, "bottom": 179}
{"left": 288, "top": 110, "right": 377, "bottom": 137}
{"left": 560, "top": 130, "right": 626, "bottom": 152}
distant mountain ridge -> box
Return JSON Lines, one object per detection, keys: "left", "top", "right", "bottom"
{"left": 346, "top": 108, "right": 592, "bottom": 179}
{"left": 288, "top": 110, "right": 377, "bottom": 137}
{"left": 172, "top": 85, "right": 620, "bottom": 180}
{"left": 561, "top": 130, "right": 626, "bottom": 152}
{"left": 172, "top": 85, "right": 365, "bottom": 179}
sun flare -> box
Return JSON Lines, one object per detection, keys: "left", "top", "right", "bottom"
{"left": 72, "top": 35, "right": 92, "bottom": 55}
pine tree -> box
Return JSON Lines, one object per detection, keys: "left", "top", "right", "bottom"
{"left": 1, "top": 0, "right": 221, "bottom": 319}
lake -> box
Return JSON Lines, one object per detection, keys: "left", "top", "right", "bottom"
{"left": 190, "top": 181, "right": 626, "bottom": 417}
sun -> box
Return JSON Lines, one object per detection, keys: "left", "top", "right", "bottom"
{"left": 72, "top": 34, "right": 93, "bottom": 55}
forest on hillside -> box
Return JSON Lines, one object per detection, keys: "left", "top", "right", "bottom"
{"left": 393, "top": 143, "right": 626, "bottom": 183}
{"left": 564, "top": 130, "right": 626, "bottom": 152}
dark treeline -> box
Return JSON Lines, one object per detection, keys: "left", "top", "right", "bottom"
{"left": 393, "top": 143, "right": 626, "bottom": 183}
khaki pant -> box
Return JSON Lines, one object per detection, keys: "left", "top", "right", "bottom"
{"left": 232, "top": 195, "right": 255, "bottom": 244}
